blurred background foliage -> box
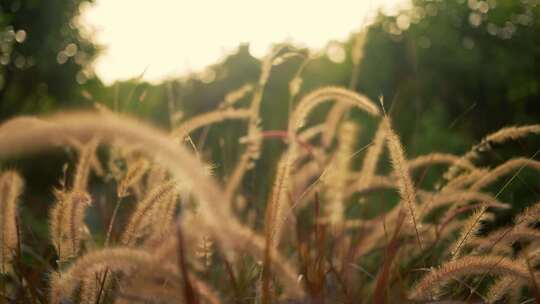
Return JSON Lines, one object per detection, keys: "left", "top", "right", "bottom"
{"left": 0, "top": 0, "right": 99, "bottom": 119}
{"left": 0, "top": 0, "right": 539, "bottom": 238}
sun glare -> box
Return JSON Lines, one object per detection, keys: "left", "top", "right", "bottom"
{"left": 82, "top": 0, "right": 408, "bottom": 84}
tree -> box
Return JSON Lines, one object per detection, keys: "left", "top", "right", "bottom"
{"left": 356, "top": 0, "right": 540, "bottom": 139}
{"left": 0, "top": 0, "right": 99, "bottom": 120}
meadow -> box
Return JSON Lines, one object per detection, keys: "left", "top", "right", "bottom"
{"left": 0, "top": 45, "right": 539, "bottom": 303}
{"left": 1, "top": 0, "right": 540, "bottom": 303}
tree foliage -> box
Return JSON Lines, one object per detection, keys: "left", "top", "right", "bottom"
{"left": 0, "top": 0, "right": 98, "bottom": 120}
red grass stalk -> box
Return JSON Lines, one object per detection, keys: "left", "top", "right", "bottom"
{"left": 176, "top": 225, "right": 199, "bottom": 304}
{"left": 222, "top": 256, "right": 240, "bottom": 301}
{"left": 295, "top": 191, "right": 333, "bottom": 302}
{"left": 373, "top": 210, "right": 405, "bottom": 304}
{"left": 261, "top": 130, "right": 314, "bottom": 154}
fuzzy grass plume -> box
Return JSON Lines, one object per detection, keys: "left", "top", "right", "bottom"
{"left": 0, "top": 171, "right": 23, "bottom": 274}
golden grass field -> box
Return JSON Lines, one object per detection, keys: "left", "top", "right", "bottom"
{"left": 1, "top": 45, "right": 540, "bottom": 304}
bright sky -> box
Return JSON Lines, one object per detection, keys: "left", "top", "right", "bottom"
{"left": 82, "top": 0, "right": 408, "bottom": 84}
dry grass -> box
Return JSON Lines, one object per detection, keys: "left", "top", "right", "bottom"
{"left": 0, "top": 48, "right": 538, "bottom": 304}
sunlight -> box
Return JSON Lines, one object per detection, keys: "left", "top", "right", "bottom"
{"left": 81, "top": 0, "right": 409, "bottom": 84}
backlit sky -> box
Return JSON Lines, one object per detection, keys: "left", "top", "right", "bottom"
{"left": 82, "top": 0, "right": 408, "bottom": 84}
